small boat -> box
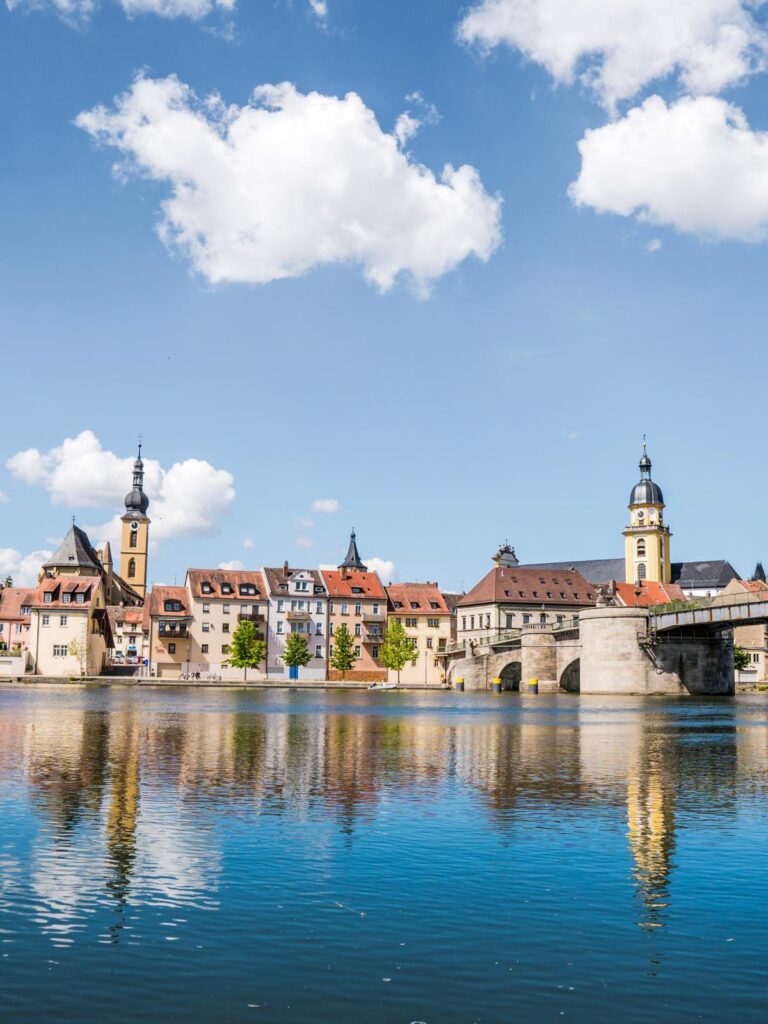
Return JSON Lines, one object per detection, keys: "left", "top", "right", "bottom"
{"left": 368, "top": 682, "right": 398, "bottom": 691}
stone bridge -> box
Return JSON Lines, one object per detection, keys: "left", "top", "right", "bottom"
{"left": 440, "top": 597, "right": 768, "bottom": 696}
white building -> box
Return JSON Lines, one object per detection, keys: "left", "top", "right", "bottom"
{"left": 263, "top": 564, "right": 329, "bottom": 680}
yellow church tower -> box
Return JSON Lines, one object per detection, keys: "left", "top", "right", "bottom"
{"left": 624, "top": 443, "right": 671, "bottom": 585}
{"left": 120, "top": 444, "right": 150, "bottom": 599}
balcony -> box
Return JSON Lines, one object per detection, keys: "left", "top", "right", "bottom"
{"left": 238, "top": 612, "right": 265, "bottom": 623}
{"left": 362, "top": 631, "right": 384, "bottom": 644}
{"left": 362, "top": 611, "right": 386, "bottom": 622}
{"left": 158, "top": 622, "right": 189, "bottom": 639}
{"left": 286, "top": 610, "right": 311, "bottom": 622}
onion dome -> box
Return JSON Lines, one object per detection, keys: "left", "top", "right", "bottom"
{"left": 630, "top": 443, "right": 664, "bottom": 506}
{"left": 124, "top": 444, "right": 149, "bottom": 516}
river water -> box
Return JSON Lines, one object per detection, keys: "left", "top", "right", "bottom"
{"left": 0, "top": 686, "right": 766, "bottom": 1023}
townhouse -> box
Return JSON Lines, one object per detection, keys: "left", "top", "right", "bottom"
{"left": 0, "top": 586, "right": 35, "bottom": 652}
{"left": 385, "top": 582, "right": 452, "bottom": 685}
{"left": 322, "top": 567, "right": 387, "bottom": 681}
{"left": 186, "top": 569, "right": 268, "bottom": 677}
{"left": 263, "top": 564, "right": 329, "bottom": 679}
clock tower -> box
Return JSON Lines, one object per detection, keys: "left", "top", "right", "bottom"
{"left": 120, "top": 444, "right": 150, "bottom": 599}
{"left": 624, "top": 443, "right": 671, "bottom": 585}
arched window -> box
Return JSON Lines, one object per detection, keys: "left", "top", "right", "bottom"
{"left": 129, "top": 530, "right": 138, "bottom": 548}
{"left": 128, "top": 558, "right": 136, "bottom": 579}
{"left": 637, "top": 539, "right": 646, "bottom": 557}
{"left": 637, "top": 563, "right": 647, "bottom": 580}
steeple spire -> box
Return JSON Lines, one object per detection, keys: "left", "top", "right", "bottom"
{"left": 124, "top": 441, "right": 149, "bottom": 516}
{"left": 339, "top": 529, "right": 367, "bottom": 572}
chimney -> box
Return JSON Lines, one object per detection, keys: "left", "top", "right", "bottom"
{"left": 341, "top": 566, "right": 348, "bottom": 581}
{"left": 283, "top": 560, "right": 289, "bottom": 576}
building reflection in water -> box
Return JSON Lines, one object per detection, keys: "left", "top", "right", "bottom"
{"left": 1, "top": 693, "right": 751, "bottom": 947}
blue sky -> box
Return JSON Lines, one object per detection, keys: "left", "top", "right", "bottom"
{"left": 2, "top": 0, "right": 768, "bottom": 591}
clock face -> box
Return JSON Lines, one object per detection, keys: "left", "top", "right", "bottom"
{"left": 130, "top": 520, "right": 140, "bottom": 532}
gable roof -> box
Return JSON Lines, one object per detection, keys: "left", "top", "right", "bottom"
{"left": 148, "top": 586, "right": 191, "bottom": 618}
{"left": 43, "top": 524, "right": 103, "bottom": 573}
{"left": 0, "top": 587, "right": 37, "bottom": 622}
{"left": 613, "top": 581, "right": 686, "bottom": 608}
{"left": 32, "top": 577, "right": 100, "bottom": 609}
{"left": 263, "top": 566, "right": 326, "bottom": 596}
{"left": 522, "top": 559, "right": 625, "bottom": 585}
{"left": 670, "top": 561, "right": 740, "bottom": 589}
{"left": 322, "top": 570, "right": 385, "bottom": 600}
{"left": 386, "top": 582, "right": 450, "bottom": 616}
{"left": 459, "top": 566, "right": 596, "bottom": 608}
{"left": 186, "top": 569, "right": 267, "bottom": 600}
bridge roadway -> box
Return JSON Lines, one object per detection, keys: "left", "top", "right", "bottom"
{"left": 439, "top": 593, "right": 768, "bottom": 696}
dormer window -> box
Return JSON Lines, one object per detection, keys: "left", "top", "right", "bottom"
{"left": 44, "top": 593, "right": 52, "bottom": 604}
{"left": 221, "top": 584, "right": 233, "bottom": 595}
{"left": 62, "top": 593, "right": 71, "bottom": 604}
{"left": 410, "top": 602, "right": 420, "bottom": 609}
{"left": 164, "top": 600, "right": 183, "bottom": 613}
{"left": 351, "top": 587, "right": 363, "bottom": 594}
{"left": 394, "top": 601, "right": 403, "bottom": 609}
{"left": 239, "top": 584, "right": 256, "bottom": 596}
{"left": 202, "top": 583, "right": 213, "bottom": 594}
{"left": 430, "top": 602, "right": 439, "bottom": 609}
{"left": 20, "top": 606, "right": 30, "bottom": 615}
{"left": 314, "top": 586, "right": 323, "bottom": 594}
{"left": 280, "top": 584, "right": 288, "bottom": 591}
{"left": 76, "top": 593, "right": 84, "bottom": 604}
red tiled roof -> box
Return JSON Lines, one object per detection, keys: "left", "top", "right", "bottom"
{"left": 614, "top": 581, "right": 687, "bottom": 608}
{"left": 263, "top": 566, "right": 326, "bottom": 596}
{"left": 322, "top": 570, "right": 386, "bottom": 600}
{"left": 736, "top": 579, "right": 768, "bottom": 594}
{"left": 186, "top": 569, "right": 267, "bottom": 600}
{"left": 386, "top": 582, "right": 450, "bottom": 616}
{"left": 106, "top": 606, "right": 147, "bottom": 631}
{"left": 0, "top": 587, "right": 37, "bottom": 623}
{"left": 458, "top": 567, "right": 596, "bottom": 608}
{"left": 31, "top": 578, "right": 99, "bottom": 610}
{"left": 148, "top": 586, "right": 191, "bottom": 617}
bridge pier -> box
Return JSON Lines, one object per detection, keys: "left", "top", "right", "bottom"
{"left": 520, "top": 627, "right": 558, "bottom": 693}
{"left": 580, "top": 607, "right": 734, "bottom": 696}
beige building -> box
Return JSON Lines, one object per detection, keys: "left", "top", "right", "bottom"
{"left": 0, "top": 586, "right": 36, "bottom": 653}
{"left": 457, "top": 546, "right": 596, "bottom": 648}
{"left": 148, "top": 585, "right": 192, "bottom": 678}
{"left": 106, "top": 606, "right": 150, "bottom": 667}
{"left": 720, "top": 575, "right": 768, "bottom": 683}
{"left": 385, "top": 582, "right": 452, "bottom": 685}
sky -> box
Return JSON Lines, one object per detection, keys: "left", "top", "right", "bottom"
{"left": 2, "top": 0, "right": 768, "bottom": 592}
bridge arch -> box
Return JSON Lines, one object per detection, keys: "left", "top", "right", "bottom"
{"left": 559, "top": 658, "right": 580, "bottom": 693}
{"left": 499, "top": 662, "right": 521, "bottom": 691}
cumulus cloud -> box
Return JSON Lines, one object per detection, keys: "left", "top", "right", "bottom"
{"left": 365, "top": 556, "right": 396, "bottom": 583}
{"left": 307, "top": 0, "right": 326, "bottom": 22}
{"left": 0, "top": 548, "right": 53, "bottom": 587}
{"left": 218, "top": 559, "right": 243, "bottom": 570}
{"left": 458, "top": 0, "right": 768, "bottom": 109}
{"left": 242, "top": 537, "right": 255, "bottom": 549}
{"left": 312, "top": 498, "right": 340, "bottom": 514}
{"left": 76, "top": 76, "right": 501, "bottom": 294}
{"left": 570, "top": 95, "right": 768, "bottom": 240}
{"left": 6, "top": 0, "right": 234, "bottom": 23}
{"left": 0, "top": 491, "right": 9, "bottom": 504}
{"left": 646, "top": 238, "right": 663, "bottom": 252}
{"left": 7, "top": 430, "right": 235, "bottom": 543}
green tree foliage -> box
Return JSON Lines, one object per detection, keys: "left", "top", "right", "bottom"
{"left": 379, "top": 619, "right": 418, "bottom": 684}
{"left": 331, "top": 622, "right": 357, "bottom": 678}
{"left": 281, "top": 632, "right": 312, "bottom": 673}
{"left": 734, "top": 646, "right": 751, "bottom": 672}
{"left": 224, "top": 619, "right": 267, "bottom": 681}
{"left": 68, "top": 636, "right": 88, "bottom": 677}
{"left": 3, "top": 576, "right": 12, "bottom": 589}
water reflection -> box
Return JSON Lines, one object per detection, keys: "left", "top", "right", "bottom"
{"left": 0, "top": 691, "right": 764, "bottom": 950}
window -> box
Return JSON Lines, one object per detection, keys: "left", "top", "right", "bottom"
{"left": 223, "top": 604, "right": 230, "bottom": 615}
{"left": 470, "top": 616, "right": 475, "bottom": 629}
{"left": 314, "top": 586, "right": 324, "bottom": 595}
{"left": 430, "top": 601, "right": 439, "bottom": 610}
{"left": 316, "top": 622, "right": 323, "bottom": 634}
{"left": 557, "top": 615, "right": 564, "bottom": 625}
{"left": 351, "top": 586, "right": 363, "bottom": 594}
{"left": 202, "top": 583, "right": 213, "bottom": 594}
{"left": 329, "top": 644, "right": 334, "bottom": 657}
{"left": 59, "top": 616, "right": 68, "bottom": 627}
{"left": 329, "top": 623, "right": 334, "bottom": 635}
{"left": 506, "top": 614, "right": 514, "bottom": 628}
{"left": 532, "top": 591, "right": 539, "bottom": 599}
{"left": 410, "top": 602, "right": 420, "bottom": 609}
{"left": 239, "top": 584, "right": 256, "bottom": 596}
{"left": 277, "top": 599, "right": 284, "bottom": 612}
{"left": 279, "top": 583, "right": 288, "bottom": 591}
{"left": 168, "top": 643, "right": 176, "bottom": 654}
{"left": 164, "top": 600, "right": 182, "bottom": 613}
{"left": 341, "top": 602, "right": 349, "bottom": 615}
{"left": 53, "top": 644, "right": 67, "bottom": 657}
{"left": 394, "top": 601, "right": 403, "bottom": 609}
{"left": 128, "top": 558, "right": 136, "bottom": 579}
{"left": 14, "top": 624, "right": 22, "bottom": 634}
{"left": 203, "top": 622, "right": 210, "bottom": 632}
{"left": 202, "top": 644, "right": 209, "bottom": 654}
{"left": 637, "top": 539, "right": 646, "bottom": 557}
{"left": 405, "top": 617, "right": 417, "bottom": 628}
{"left": 295, "top": 581, "right": 309, "bottom": 593}
{"left": 0, "top": 624, "right": 3, "bottom": 633}
{"left": 427, "top": 638, "right": 433, "bottom": 649}
{"left": 462, "top": 616, "right": 467, "bottom": 630}
{"left": 316, "top": 601, "right": 322, "bottom": 614}
{"left": 20, "top": 606, "right": 30, "bottom": 615}
{"left": 129, "top": 530, "right": 138, "bottom": 548}
{"left": 373, "top": 602, "right": 380, "bottom": 614}
{"left": 76, "top": 593, "right": 84, "bottom": 604}
{"left": 354, "top": 623, "right": 361, "bottom": 636}
{"left": 315, "top": 645, "right": 322, "bottom": 659}
{"left": 203, "top": 603, "right": 210, "bottom": 614}
{"left": 42, "top": 615, "right": 50, "bottom": 627}
{"left": 546, "top": 592, "right": 553, "bottom": 599}
{"left": 44, "top": 593, "right": 52, "bottom": 604}
{"left": 486, "top": 614, "right": 491, "bottom": 628}
{"left": 277, "top": 622, "right": 284, "bottom": 634}
{"left": 637, "top": 564, "right": 647, "bottom": 581}
{"left": 354, "top": 646, "right": 361, "bottom": 658}
{"left": 221, "top": 584, "right": 233, "bottom": 595}
{"left": 355, "top": 602, "right": 362, "bottom": 615}
{"left": 523, "top": 614, "right": 531, "bottom": 624}
{"left": 540, "top": 613, "right": 547, "bottom": 624}
{"left": 222, "top": 623, "right": 230, "bottom": 634}
{"left": 372, "top": 646, "right": 379, "bottom": 659}
{"left": 427, "top": 618, "right": 439, "bottom": 628}
{"left": 62, "top": 593, "right": 71, "bottom": 604}
{"left": 222, "top": 645, "right": 229, "bottom": 654}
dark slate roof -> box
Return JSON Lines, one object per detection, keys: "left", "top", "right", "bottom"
{"left": 43, "top": 525, "right": 103, "bottom": 572}
{"left": 670, "top": 561, "right": 740, "bottom": 589}
{"left": 339, "top": 530, "right": 367, "bottom": 571}
{"left": 522, "top": 559, "right": 625, "bottom": 585}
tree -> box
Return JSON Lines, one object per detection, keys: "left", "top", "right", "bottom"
{"left": 734, "top": 646, "right": 751, "bottom": 672}
{"left": 331, "top": 623, "right": 357, "bottom": 679}
{"left": 68, "top": 636, "right": 89, "bottom": 677}
{"left": 379, "top": 619, "right": 418, "bottom": 685}
{"left": 224, "top": 619, "right": 267, "bottom": 681}
{"left": 2, "top": 576, "right": 12, "bottom": 589}
{"left": 281, "top": 632, "right": 311, "bottom": 678}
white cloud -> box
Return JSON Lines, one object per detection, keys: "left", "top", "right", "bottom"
{"left": 307, "top": 0, "right": 326, "bottom": 22}
{"left": 394, "top": 92, "right": 440, "bottom": 148}
{"left": 218, "top": 559, "right": 244, "bottom": 570}
{"left": 6, "top": 0, "right": 234, "bottom": 23}
{"left": 0, "top": 548, "right": 52, "bottom": 587}
{"left": 7, "top": 430, "right": 235, "bottom": 543}
{"left": 646, "top": 238, "right": 663, "bottom": 252}
{"left": 242, "top": 537, "right": 255, "bottom": 549}
{"left": 365, "top": 556, "right": 396, "bottom": 583}
{"left": 570, "top": 95, "right": 768, "bottom": 241}
{"left": 76, "top": 76, "right": 501, "bottom": 294}
{"left": 562, "top": 430, "right": 580, "bottom": 441}
{"left": 0, "top": 491, "right": 8, "bottom": 504}
{"left": 312, "top": 498, "right": 340, "bottom": 514}
{"left": 458, "top": 0, "right": 768, "bottom": 109}
{"left": 295, "top": 537, "right": 314, "bottom": 549}
{"left": 295, "top": 516, "right": 314, "bottom": 529}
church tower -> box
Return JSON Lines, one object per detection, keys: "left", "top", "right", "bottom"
{"left": 120, "top": 444, "right": 150, "bottom": 599}
{"left": 624, "top": 443, "right": 671, "bottom": 585}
